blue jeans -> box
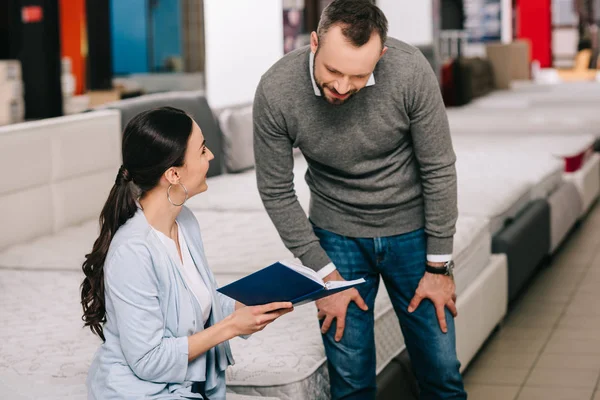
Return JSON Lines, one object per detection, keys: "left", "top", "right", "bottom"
{"left": 312, "top": 224, "right": 467, "bottom": 400}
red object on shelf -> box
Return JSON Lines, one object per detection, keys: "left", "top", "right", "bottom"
{"left": 563, "top": 147, "right": 594, "bottom": 173}
{"left": 22, "top": 6, "right": 43, "bottom": 23}
{"left": 515, "top": 0, "right": 552, "bottom": 68}
{"left": 59, "top": 0, "right": 87, "bottom": 95}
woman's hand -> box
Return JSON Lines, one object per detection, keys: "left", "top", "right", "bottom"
{"left": 227, "top": 302, "right": 294, "bottom": 337}
{"left": 188, "top": 301, "right": 294, "bottom": 361}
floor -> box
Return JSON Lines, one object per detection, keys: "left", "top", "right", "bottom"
{"left": 463, "top": 202, "right": 600, "bottom": 400}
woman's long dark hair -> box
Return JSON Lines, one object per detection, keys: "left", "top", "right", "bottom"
{"left": 81, "top": 106, "right": 193, "bottom": 341}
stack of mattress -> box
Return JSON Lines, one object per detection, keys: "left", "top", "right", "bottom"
{"left": 455, "top": 149, "right": 564, "bottom": 200}
{"left": 446, "top": 107, "right": 600, "bottom": 137}
{"left": 453, "top": 134, "right": 599, "bottom": 219}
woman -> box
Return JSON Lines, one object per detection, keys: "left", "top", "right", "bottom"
{"left": 81, "top": 107, "right": 293, "bottom": 399}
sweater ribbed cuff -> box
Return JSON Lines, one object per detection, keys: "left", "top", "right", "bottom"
{"left": 298, "top": 245, "right": 332, "bottom": 272}
{"left": 427, "top": 236, "right": 454, "bottom": 256}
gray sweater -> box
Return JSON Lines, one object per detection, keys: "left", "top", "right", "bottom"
{"left": 253, "top": 38, "right": 457, "bottom": 272}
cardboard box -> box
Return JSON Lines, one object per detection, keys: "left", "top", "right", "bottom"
{"left": 87, "top": 89, "right": 121, "bottom": 108}
{"left": 485, "top": 43, "right": 512, "bottom": 90}
{"left": 0, "top": 60, "right": 22, "bottom": 83}
{"left": 510, "top": 40, "right": 531, "bottom": 81}
{"left": 64, "top": 94, "right": 90, "bottom": 115}
{"left": 0, "top": 80, "right": 24, "bottom": 102}
{"left": 0, "top": 97, "right": 25, "bottom": 126}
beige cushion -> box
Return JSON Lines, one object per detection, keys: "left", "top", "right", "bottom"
{"left": 0, "top": 186, "right": 54, "bottom": 250}
{"left": 0, "top": 110, "right": 122, "bottom": 250}
{"left": 219, "top": 104, "right": 255, "bottom": 173}
{"left": 51, "top": 112, "right": 121, "bottom": 181}
{"left": 53, "top": 171, "right": 115, "bottom": 231}
{"left": 0, "top": 126, "right": 52, "bottom": 195}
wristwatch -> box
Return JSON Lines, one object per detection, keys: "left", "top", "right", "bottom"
{"left": 425, "top": 260, "right": 454, "bottom": 278}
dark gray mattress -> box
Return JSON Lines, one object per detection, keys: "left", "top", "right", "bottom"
{"left": 492, "top": 199, "right": 551, "bottom": 302}
{"left": 376, "top": 350, "right": 419, "bottom": 400}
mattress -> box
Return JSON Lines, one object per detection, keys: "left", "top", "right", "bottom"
{"left": 457, "top": 175, "right": 532, "bottom": 235}
{"left": 452, "top": 215, "right": 492, "bottom": 295}
{"left": 0, "top": 269, "right": 98, "bottom": 400}
{"left": 447, "top": 108, "right": 599, "bottom": 138}
{"left": 0, "top": 220, "right": 97, "bottom": 270}
{"left": 516, "top": 136, "right": 595, "bottom": 173}
{"left": 465, "top": 82, "right": 600, "bottom": 108}
{"left": 186, "top": 154, "right": 311, "bottom": 213}
{"left": 564, "top": 153, "right": 600, "bottom": 215}
{"left": 454, "top": 147, "right": 564, "bottom": 200}
{"left": 455, "top": 254, "right": 508, "bottom": 371}
{"left": 548, "top": 181, "right": 582, "bottom": 252}
{"left": 218, "top": 273, "right": 402, "bottom": 400}
{"left": 376, "top": 351, "right": 419, "bottom": 400}
{"left": 452, "top": 134, "right": 597, "bottom": 173}
{"left": 492, "top": 199, "right": 551, "bottom": 302}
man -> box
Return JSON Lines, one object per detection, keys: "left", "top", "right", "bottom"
{"left": 253, "top": 1, "right": 466, "bottom": 399}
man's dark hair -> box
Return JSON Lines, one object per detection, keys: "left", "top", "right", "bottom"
{"left": 317, "top": 0, "right": 388, "bottom": 47}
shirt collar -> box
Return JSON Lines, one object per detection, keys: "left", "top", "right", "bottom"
{"left": 309, "top": 51, "right": 376, "bottom": 97}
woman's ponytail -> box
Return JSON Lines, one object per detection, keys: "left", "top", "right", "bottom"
{"left": 80, "top": 166, "right": 137, "bottom": 341}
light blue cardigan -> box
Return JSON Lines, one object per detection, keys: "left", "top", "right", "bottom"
{"left": 87, "top": 206, "right": 235, "bottom": 399}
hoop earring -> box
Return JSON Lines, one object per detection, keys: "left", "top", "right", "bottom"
{"left": 167, "top": 182, "right": 188, "bottom": 207}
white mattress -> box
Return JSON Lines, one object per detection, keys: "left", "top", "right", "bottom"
{"left": 464, "top": 83, "right": 600, "bottom": 108}
{"left": 457, "top": 175, "right": 532, "bottom": 235}
{"left": 0, "top": 220, "right": 97, "bottom": 270}
{"left": 454, "top": 147, "right": 564, "bottom": 200}
{"left": 0, "top": 269, "right": 98, "bottom": 400}
{"left": 447, "top": 108, "right": 599, "bottom": 137}
{"left": 452, "top": 134, "right": 596, "bottom": 167}
{"left": 186, "top": 154, "right": 311, "bottom": 213}
{"left": 455, "top": 254, "right": 508, "bottom": 371}
{"left": 564, "top": 153, "right": 600, "bottom": 215}
{"left": 548, "top": 181, "right": 582, "bottom": 252}
{"left": 219, "top": 274, "right": 401, "bottom": 400}
{"left": 452, "top": 215, "right": 492, "bottom": 296}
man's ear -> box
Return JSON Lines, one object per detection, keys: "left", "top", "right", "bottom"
{"left": 380, "top": 46, "right": 388, "bottom": 59}
{"left": 311, "top": 31, "right": 319, "bottom": 54}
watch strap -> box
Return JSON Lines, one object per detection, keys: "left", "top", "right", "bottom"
{"left": 425, "top": 264, "right": 448, "bottom": 275}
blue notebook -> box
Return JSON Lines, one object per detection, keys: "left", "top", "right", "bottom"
{"left": 217, "top": 259, "right": 366, "bottom": 306}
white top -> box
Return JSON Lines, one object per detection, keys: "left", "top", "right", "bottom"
{"left": 153, "top": 222, "right": 212, "bottom": 324}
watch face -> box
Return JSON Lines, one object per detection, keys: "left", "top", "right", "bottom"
{"left": 446, "top": 260, "right": 455, "bottom": 276}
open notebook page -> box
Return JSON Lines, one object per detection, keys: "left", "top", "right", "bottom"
{"left": 279, "top": 258, "right": 324, "bottom": 286}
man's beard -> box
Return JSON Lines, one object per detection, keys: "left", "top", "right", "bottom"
{"left": 313, "top": 57, "right": 357, "bottom": 105}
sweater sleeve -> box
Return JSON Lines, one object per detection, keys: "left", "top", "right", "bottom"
{"left": 253, "top": 81, "right": 332, "bottom": 271}
{"left": 407, "top": 51, "right": 458, "bottom": 256}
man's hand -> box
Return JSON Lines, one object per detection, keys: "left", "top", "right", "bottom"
{"left": 316, "top": 270, "right": 368, "bottom": 342}
{"left": 407, "top": 266, "right": 457, "bottom": 334}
